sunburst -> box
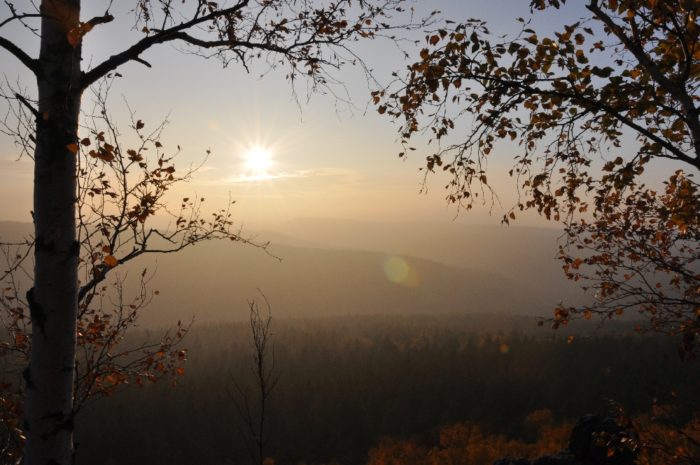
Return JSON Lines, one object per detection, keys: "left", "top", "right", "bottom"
{"left": 243, "top": 145, "right": 273, "bottom": 177}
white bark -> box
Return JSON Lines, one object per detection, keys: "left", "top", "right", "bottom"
{"left": 23, "top": 1, "right": 82, "bottom": 464}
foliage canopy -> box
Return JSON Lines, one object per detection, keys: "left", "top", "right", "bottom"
{"left": 376, "top": 0, "right": 700, "bottom": 354}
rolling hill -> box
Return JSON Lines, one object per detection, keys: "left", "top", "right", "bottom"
{"left": 0, "top": 219, "right": 586, "bottom": 326}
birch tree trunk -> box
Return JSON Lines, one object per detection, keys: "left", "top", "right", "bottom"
{"left": 24, "top": 1, "right": 82, "bottom": 464}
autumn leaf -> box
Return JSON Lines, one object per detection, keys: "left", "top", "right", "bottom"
{"left": 66, "top": 28, "right": 81, "bottom": 48}
{"left": 66, "top": 143, "right": 79, "bottom": 155}
{"left": 14, "top": 332, "right": 27, "bottom": 346}
{"left": 66, "top": 22, "right": 95, "bottom": 48}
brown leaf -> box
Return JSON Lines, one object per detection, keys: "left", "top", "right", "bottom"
{"left": 66, "top": 143, "right": 79, "bottom": 155}
{"left": 66, "top": 28, "right": 81, "bottom": 48}
{"left": 103, "top": 255, "right": 118, "bottom": 268}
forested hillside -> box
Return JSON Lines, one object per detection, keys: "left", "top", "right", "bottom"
{"left": 72, "top": 315, "right": 697, "bottom": 465}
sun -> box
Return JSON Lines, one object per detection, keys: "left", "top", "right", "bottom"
{"left": 243, "top": 145, "right": 273, "bottom": 176}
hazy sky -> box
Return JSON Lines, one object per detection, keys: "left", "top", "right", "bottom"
{"left": 0, "top": 1, "right": 602, "bottom": 228}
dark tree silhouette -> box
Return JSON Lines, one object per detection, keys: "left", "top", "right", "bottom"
{"left": 230, "top": 293, "right": 278, "bottom": 465}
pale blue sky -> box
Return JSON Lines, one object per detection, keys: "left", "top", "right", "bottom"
{"left": 0, "top": 1, "right": 613, "bottom": 227}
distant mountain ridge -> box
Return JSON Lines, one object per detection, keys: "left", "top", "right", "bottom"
{"left": 0, "top": 219, "right": 586, "bottom": 326}
{"left": 263, "top": 218, "right": 586, "bottom": 304}
{"left": 146, "top": 240, "right": 546, "bottom": 325}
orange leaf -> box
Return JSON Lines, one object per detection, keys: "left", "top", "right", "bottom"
{"left": 14, "top": 332, "right": 27, "bottom": 346}
{"left": 66, "top": 28, "right": 81, "bottom": 48}
{"left": 66, "top": 143, "right": 79, "bottom": 155}
{"left": 103, "top": 255, "right": 118, "bottom": 267}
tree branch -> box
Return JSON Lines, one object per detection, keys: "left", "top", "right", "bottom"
{"left": 0, "top": 12, "right": 41, "bottom": 29}
{"left": 14, "top": 93, "right": 40, "bottom": 119}
{"left": 85, "top": 13, "right": 114, "bottom": 29}
{"left": 80, "top": 1, "right": 250, "bottom": 89}
{"left": 587, "top": 0, "right": 700, "bottom": 160}
{"left": 0, "top": 36, "right": 39, "bottom": 76}
{"left": 467, "top": 72, "right": 699, "bottom": 170}
{"left": 172, "top": 29, "right": 344, "bottom": 55}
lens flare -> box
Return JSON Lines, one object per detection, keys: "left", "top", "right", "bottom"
{"left": 383, "top": 256, "right": 419, "bottom": 287}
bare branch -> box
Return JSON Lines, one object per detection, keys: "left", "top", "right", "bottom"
{"left": 230, "top": 292, "right": 278, "bottom": 465}
{"left": 81, "top": 1, "right": 250, "bottom": 88}
{"left": 0, "top": 36, "right": 38, "bottom": 76}
{"left": 13, "top": 93, "right": 39, "bottom": 119}
{"left": 0, "top": 13, "right": 40, "bottom": 29}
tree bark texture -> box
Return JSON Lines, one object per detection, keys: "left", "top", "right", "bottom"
{"left": 24, "top": 1, "right": 82, "bottom": 464}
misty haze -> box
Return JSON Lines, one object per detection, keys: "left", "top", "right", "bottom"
{"left": 1, "top": 1, "right": 698, "bottom": 465}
